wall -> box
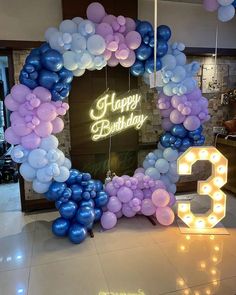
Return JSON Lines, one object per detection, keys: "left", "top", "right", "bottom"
{"left": 0, "top": 0, "right": 62, "bottom": 41}
{"left": 138, "top": 0, "right": 236, "bottom": 48}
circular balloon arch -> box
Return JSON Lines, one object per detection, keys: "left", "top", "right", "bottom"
{"left": 4, "top": 2, "right": 210, "bottom": 244}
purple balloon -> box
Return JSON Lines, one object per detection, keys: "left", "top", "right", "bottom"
{"left": 160, "top": 108, "right": 174, "bottom": 118}
{"left": 96, "top": 22, "right": 113, "bottom": 37}
{"left": 21, "top": 132, "right": 41, "bottom": 149}
{"left": 4, "top": 94, "right": 19, "bottom": 111}
{"left": 203, "top": 0, "right": 219, "bottom": 12}
{"left": 133, "top": 189, "right": 144, "bottom": 200}
{"left": 107, "top": 196, "right": 122, "bottom": 213}
{"left": 183, "top": 115, "right": 201, "bottom": 131}
{"left": 141, "top": 199, "right": 156, "bottom": 216}
{"left": 11, "top": 84, "right": 31, "bottom": 103}
{"left": 33, "top": 87, "right": 51, "bottom": 102}
{"left": 168, "top": 192, "right": 176, "bottom": 207}
{"left": 189, "top": 101, "right": 201, "bottom": 115}
{"left": 105, "top": 182, "right": 118, "bottom": 196}
{"left": 4, "top": 127, "right": 21, "bottom": 145}
{"left": 86, "top": 2, "right": 106, "bottom": 23}
{"left": 117, "top": 186, "right": 133, "bottom": 203}
{"left": 170, "top": 110, "right": 185, "bottom": 124}
{"left": 101, "top": 211, "right": 117, "bottom": 230}
{"left": 171, "top": 95, "right": 187, "bottom": 108}
{"left": 186, "top": 88, "right": 201, "bottom": 101}
{"left": 122, "top": 203, "right": 136, "bottom": 218}
{"left": 161, "top": 118, "right": 174, "bottom": 131}
{"left": 115, "top": 210, "right": 123, "bottom": 219}
{"left": 11, "top": 117, "right": 32, "bottom": 136}
{"left": 134, "top": 167, "right": 145, "bottom": 175}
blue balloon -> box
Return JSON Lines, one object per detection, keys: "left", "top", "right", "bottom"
{"left": 94, "top": 208, "right": 102, "bottom": 222}
{"left": 174, "top": 138, "right": 182, "bottom": 149}
{"left": 136, "top": 21, "right": 153, "bottom": 37}
{"left": 68, "top": 223, "right": 87, "bottom": 244}
{"left": 25, "top": 54, "right": 41, "bottom": 71}
{"left": 170, "top": 135, "right": 176, "bottom": 144}
{"left": 82, "top": 172, "right": 92, "bottom": 181}
{"left": 130, "top": 60, "right": 145, "bottom": 76}
{"left": 145, "top": 57, "right": 162, "bottom": 74}
{"left": 62, "top": 187, "right": 72, "bottom": 199}
{"left": 135, "top": 43, "right": 152, "bottom": 61}
{"left": 157, "top": 25, "right": 172, "bottom": 41}
{"left": 52, "top": 217, "right": 70, "bottom": 237}
{"left": 233, "top": 0, "right": 236, "bottom": 7}
{"left": 66, "top": 169, "right": 80, "bottom": 185}
{"left": 94, "top": 191, "right": 109, "bottom": 208}
{"left": 58, "top": 67, "right": 73, "bottom": 84}
{"left": 160, "top": 132, "right": 172, "bottom": 148}
{"left": 180, "top": 138, "right": 192, "bottom": 152}
{"left": 156, "top": 40, "right": 168, "bottom": 58}
{"left": 45, "top": 182, "right": 67, "bottom": 201}
{"left": 70, "top": 184, "right": 83, "bottom": 202}
{"left": 171, "top": 124, "right": 187, "bottom": 138}
{"left": 94, "top": 180, "right": 103, "bottom": 192}
{"left": 59, "top": 201, "right": 78, "bottom": 219}
{"left": 80, "top": 199, "right": 95, "bottom": 208}
{"left": 143, "top": 35, "right": 150, "bottom": 45}
{"left": 41, "top": 49, "right": 63, "bottom": 72}
{"left": 39, "top": 42, "right": 51, "bottom": 54}
{"left": 55, "top": 200, "right": 63, "bottom": 210}
{"left": 38, "top": 70, "right": 59, "bottom": 89}
{"left": 82, "top": 191, "right": 91, "bottom": 200}
{"left": 75, "top": 206, "right": 95, "bottom": 226}
{"left": 90, "top": 191, "right": 97, "bottom": 198}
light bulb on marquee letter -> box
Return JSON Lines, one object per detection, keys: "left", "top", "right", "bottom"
{"left": 177, "top": 147, "right": 228, "bottom": 229}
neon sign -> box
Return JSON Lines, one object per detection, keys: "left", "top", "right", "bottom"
{"left": 177, "top": 146, "right": 228, "bottom": 229}
{"left": 89, "top": 90, "right": 148, "bottom": 141}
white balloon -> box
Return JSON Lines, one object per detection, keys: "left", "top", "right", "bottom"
{"left": 56, "top": 149, "right": 66, "bottom": 166}
{"left": 47, "top": 149, "right": 60, "bottom": 162}
{"left": 48, "top": 31, "right": 65, "bottom": 53}
{"left": 40, "top": 135, "right": 59, "bottom": 151}
{"left": 36, "top": 168, "right": 53, "bottom": 183}
{"left": 54, "top": 166, "right": 70, "bottom": 182}
{"left": 71, "top": 33, "right": 86, "bottom": 52}
{"left": 20, "top": 162, "right": 36, "bottom": 181}
{"left": 72, "top": 17, "right": 84, "bottom": 26}
{"left": 217, "top": 0, "right": 234, "bottom": 6}
{"left": 218, "top": 4, "right": 235, "bottom": 22}
{"left": 45, "top": 27, "right": 58, "bottom": 41}
{"left": 87, "top": 34, "right": 106, "bottom": 55}
{"left": 78, "top": 20, "right": 95, "bottom": 36}
{"left": 63, "top": 158, "right": 72, "bottom": 169}
{"left": 46, "top": 163, "right": 60, "bottom": 177}
{"left": 72, "top": 68, "right": 85, "bottom": 77}
{"left": 63, "top": 51, "right": 78, "bottom": 71}
{"left": 59, "top": 20, "right": 77, "bottom": 34}
{"left": 33, "top": 179, "right": 51, "bottom": 194}
{"left": 28, "top": 149, "right": 48, "bottom": 169}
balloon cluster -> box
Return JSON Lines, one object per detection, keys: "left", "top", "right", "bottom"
{"left": 102, "top": 168, "right": 175, "bottom": 229}
{"left": 10, "top": 135, "right": 71, "bottom": 193}
{"left": 19, "top": 43, "right": 73, "bottom": 101}
{"left": 45, "top": 17, "right": 107, "bottom": 75}
{"left": 143, "top": 146, "right": 179, "bottom": 193}
{"left": 157, "top": 89, "right": 210, "bottom": 132}
{"left": 86, "top": 2, "right": 141, "bottom": 68}
{"left": 203, "top": 0, "right": 236, "bottom": 22}
{"left": 46, "top": 169, "right": 108, "bottom": 243}
{"left": 158, "top": 43, "right": 200, "bottom": 97}
{"left": 160, "top": 125, "right": 205, "bottom": 152}
{"left": 131, "top": 23, "right": 171, "bottom": 77}
{"left": 4, "top": 84, "right": 68, "bottom": 149}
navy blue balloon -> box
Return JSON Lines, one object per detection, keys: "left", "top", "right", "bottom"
{"left": 94, "top": 191, "right": 109, "bottom": 208}
{"left": 188, "top": 126, "right": 203, "bottom": 140}
{"left": 82, "top": 191, "right": 91, "bottom": 200}
{"left": 136, "top": 43, "right": 152, "bottom": 61}
{"left": 45, "top": 182, "right": 67, "bottom": 201}
{"left": 160, "top": 132, "right": 172, "bottom": 148}
{"left": 156, "top": 40, "right": 168, "bottom": 58}
{"left": 180, "top": 138, "right": 192, "bottom": 152}
{"left": 70, "top": 184, "right": 83, "bottom": 203}
{"left": 90, "top": 191, "right": 97, "bottom": 198}
{"left": 52, "top": 217, "right": 70, "bottom": 237}
{"left": 143, "top": 35, "right": 150, "bottom": 45}
{"left": 41, "top": 49, "right": 63, "bottom": 72}
{"left": 55, "top": 200, "right": 63, "bottom": 210}
{"left": 62, "top": 187, "right": 72, "bottom": 199}
{"left": 171, "top": 124, "right": 187, "bottom": 138}
{"left": 94, "top": 180, "right": 103, "bottom": 192}
{"left": 39, "top": 43, "right": 51, "bottom": 54}
{"left": 58, "top": 68, "right": 73, "bottom": 84}
{"left": 59, "top": 201, "right": 78, "bottom": 219}
{"left": 75, "top": 206, "right": 95, "bottom": 226}
{"left": 136, "top": 21, "right": 153, "bottom": 37}
{"left": 80, "top": 199, "right": 95, "bottom": 208}
{"left": 174, "top": 138, "right": 182, "bottom": 149}
{"left": 94, "top": 208, "right": 102, "bottom": 222}
{"left": 66, "top": 169, "right": 80, "bottom": 185}
{"left": 19, "top": 74, "right": 38, "bottom": 89}
{"left": 130, "top": 60, "right": 145, "bottom": 77}
{"left": 233, "top": 0, "right": 236, "bottom": 7}
{"left": 25, "top": 54, "right": 41, "bottom": 71}
{"left": 145, "top": 57, "right": 162, "bottom": 74}
{"left": 157, "top": 25, "right": 172, "bottom": 41}
{"left": 82, "top": 172, "right": 92, "bottom": 181}
{"left": 68, "top": 223, "right": 87, "bottom": 244}
{"left": 39, "top": 70, "right": 59, "bottom": 89}
{"left": 170, "top": 135, "right": 176, "bottom": 144}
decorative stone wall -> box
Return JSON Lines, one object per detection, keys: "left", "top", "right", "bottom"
{"left": 13, "top": 50, "right": 71, "bottom": 200}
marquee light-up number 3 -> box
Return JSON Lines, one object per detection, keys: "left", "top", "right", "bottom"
{"left": 177, "top": 147, "right": 228, "bottom": 229}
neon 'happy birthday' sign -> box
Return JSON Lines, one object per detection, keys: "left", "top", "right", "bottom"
{"left": 89, "top": 90, "right": 148, "bottom": 141}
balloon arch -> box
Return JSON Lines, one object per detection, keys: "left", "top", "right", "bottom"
{"left": 4, "top": 2, "right": 209, "bottom": 244}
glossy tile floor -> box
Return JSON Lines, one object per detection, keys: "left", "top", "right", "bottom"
{"left": 0, "top": 189, "right": 236, "bottom": 295}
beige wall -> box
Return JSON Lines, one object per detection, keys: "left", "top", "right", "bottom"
{"left": 0, "top": 0, "right": 62, "bottom": 41}
{"left": 138, "top": 0, "right": 236, "bottom": 48}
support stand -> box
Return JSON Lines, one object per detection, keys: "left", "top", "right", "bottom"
{"left": 146, "top": 215, "right": 157, "bottom": 226}
{"left": 88, "top": 229, "right": 94, "bottom": 238}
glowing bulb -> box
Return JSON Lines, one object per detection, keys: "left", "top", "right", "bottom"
{"left": 179, "top": 163, "right": 190, "bottom": 174}
{"left": 210, "top": 235, "right": 215, "bottom": 240}
{"left": 184, "top": 215, "right": 192, "bottom": 222}
{"left": 217, "top": 165, "right": 226, "bottom": 174}
{"left": 185, "top": 235, "right": 191, "bottom": 240}
{"left": 184, "top": 290, "right": 190, "bottom": 295}
{"left": 200, "top": 149, "right": 208, "bottom": 159}
{"left": 177, "top": 279, "right": 185, "bottom": 286}
{"left": 200, "top": 262, "right": 206, "bottom": 269}
{"left": 214, "top": 192, "right": 223, "bottom": 201}
{"left": 211, "top": 153, "right": 220, "bottom": 163}
{"left": 211, "top": 269, "right": 217, "bottom": 275}
{"left": 186, "top": 152, "right": 196, "bottom": 162}
{"left": 214, "top": 177, "right": 224, "bottom": 187}
{"left": 214, "top": 204, "right": 223, "bottom": 213}
{"left": 206, "top": 289, "right": 211, "bottom": 295}
{"left": 196, "top": 219, "right": 205, "bottom": 228}
{"left": 212, "top": 256, "right": 218, "bottom": 262}
{"left": 202, "top": 184, "right": 211, "bottom": 194}
{"left": 180, "top": 204, "right": 188, "bottom": 212}
{"left": 209, "top": 215, "right": 217, "bottom": 224}
{"left": 180, "top": 245, "right": 186, "bottom": 251}
{"left": 212, "top": 280, "right": 218, "bottom": 286}
{"left": 194, "top": 292, "right": 200, "bottom": 295}
{"left": 214, "top": 246, "right": 220, "bottom": 251}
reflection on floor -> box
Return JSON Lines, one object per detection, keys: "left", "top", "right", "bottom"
{"left": 0, "top": 183, "right": 20, "bottom": 212}
{"left": 0, "top": 191, "right": 235, "bottom": 295}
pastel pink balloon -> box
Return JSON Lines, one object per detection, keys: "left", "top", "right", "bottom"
{"left": 170, "top": 109, "right": 185, "bottom": 124}
{"left": 4, "top": 94, "right": 19, "bottom": 111}
{"left": 156, "top": 207, "right": 175, "bottom": 226}
{"left": 119, "top": 50, "right": 135, "bottom": 67}
{"left": 86, "top": 2, "right": 106, "bottom": 23}
{"left": 37, "top": 103, "right": 57, "bottom": 121}
{"left": 125, "top": 31, "right": 142, "bottom": 50}
{"left": 183, "top": 115, "right": 200, "bottom": 131}
{"left": 107, "top": 53, "right": 119, "bottom": 67}
{"left": 103, "top": 49, "right": 112, "bottom": 60}
{"left": 171, "top": 95, "right": 187, "bottom": 108}
{"left": 182, "top": 107, "right": 191, "bottom": 116}
{"left": 11, "top": 84, "right": 31, "bottom": 103}
{"left": 33, "top": 87, "right": 51, "bottom": 102}
{"left": 114, "top": 32, "right": 125, "bottom": 43}
{"left": 51, "top": 117, "right": 64, "bottom": 133}
{"left": 11, "top": 117, "right": 32, "bottom": 136}
{"left": 117, "top": 15, "right": 126, "bottom": 26}
{"left": 21, "top": 132, "right": 41, "bottom": 149}
{"left": 152, "top": 189, "right": 170, "bottom": 207}
{"left": 125, "top": 17, "right": 136, "bottom": 33}
{"left": 34, "top": 121, "right": 53, "bottom": 137}
{"left": 4, "top": 127, "right": 21, "bottom": 144}
{"left": 107, "top": 41, "right": 118, "bottom": 52}
{"left": 96, "top": 23, "right": 113, "bottom": 37}
{"left": 203, "top": 0, "right": 220, "bottom": 12}
{"left": 18, "top": 103, "right": 34, "bottom": 117}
